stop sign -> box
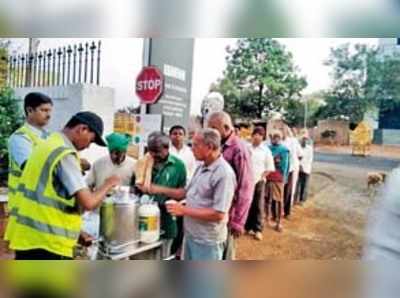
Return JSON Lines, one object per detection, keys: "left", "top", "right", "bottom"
{"left": 135, "top": 66, "right": 164, "bottom": 105}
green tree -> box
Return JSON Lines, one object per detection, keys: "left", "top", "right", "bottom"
{"left": 0, "top": 39, "right": 11, "bottom": 88}
{"left": 282, "top": 99, "right": 305, "bottom": 127}
{"left": 0, "top": 87, "right": 24, "bottom": 185}
{"left": 214, "top": 38, "right": 307, "bottom": 120}
{"left": 365, "top": 52, "right": 400, "bottom": 113}
{"left": 317, "top": 43, "right": 400, "bottom": 124}
{"left": 282, "top": 91, "right": 325, "bottom": 127}
{"left": 316, "top": 43, "right": 377, "bottom": 123}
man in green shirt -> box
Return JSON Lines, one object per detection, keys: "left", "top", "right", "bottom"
{"left": 145, "top": 132, "right": 187, "bottom": 259}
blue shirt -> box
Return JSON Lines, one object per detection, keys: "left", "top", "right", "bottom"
{"left": 8, "top": 123, "right": 49, "bottom": 167}
{"left": 268, "top": 143, "right": 290, "bottom": 183}
{"left": 53, "top": 133, "right": 88, "bottom": 198}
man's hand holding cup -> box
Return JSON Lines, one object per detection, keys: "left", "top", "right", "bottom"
{"left": 166, "top": 200, "right": 184, "bottom": 217}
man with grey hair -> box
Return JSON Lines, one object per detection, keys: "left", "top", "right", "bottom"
{"left": 207, "top": 111, "right": 254, "bottom": 260}
{"left": 140, "top": 131, "right": 187, "bottom": 259}
{"left": 142, "top": 129, "right": 237, "bottom": 260}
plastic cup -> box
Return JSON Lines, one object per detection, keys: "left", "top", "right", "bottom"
{"left": 165, "top": 200, "right": 177, "bottom": 220}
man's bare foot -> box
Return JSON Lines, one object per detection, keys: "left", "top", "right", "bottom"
{"left": 275, "top": 224, "right": 283, "bottom": 233}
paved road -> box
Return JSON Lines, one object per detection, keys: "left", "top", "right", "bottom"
{"left": 315, "top": 152, "right": 400, "bottom": 172}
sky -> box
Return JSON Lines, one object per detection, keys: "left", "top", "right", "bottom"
{"left": 10, "top": 38, "right": 380, "bottom": 115}
{"left": 191, "top": 38, "right": 379, "bottom": 114}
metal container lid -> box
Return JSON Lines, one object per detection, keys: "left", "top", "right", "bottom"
{"left": 103, "top": 189, "right": 139, "bottom": 206}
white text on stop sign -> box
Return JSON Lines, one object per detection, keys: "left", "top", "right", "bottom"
{"left": 137, "top": 79, "right": 162, "bottom": 91}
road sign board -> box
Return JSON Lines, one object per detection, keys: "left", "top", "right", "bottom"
{"left": 136, "top": 66, "right": 164, "bottom": 105}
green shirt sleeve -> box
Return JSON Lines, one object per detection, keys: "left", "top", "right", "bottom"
{"left": 152, "top": 157, "right": 187, "bottom": 204}
{"left": 151, "top": 156, "right": 187, "bottom": 239}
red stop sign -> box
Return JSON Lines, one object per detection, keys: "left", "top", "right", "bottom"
{"left": 135, "top": 66, "right": 164, "bottom": 105}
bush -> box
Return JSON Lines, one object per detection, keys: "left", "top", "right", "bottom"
{"left": 0, "top": 87, "right": 24, "bottom": 186}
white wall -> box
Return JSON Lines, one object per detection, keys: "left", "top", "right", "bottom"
{"left": 14, "top": 84, "right": 115, "bottom": 163}
{"left": 378, "top": 38, "right": 400, "bottom": 56}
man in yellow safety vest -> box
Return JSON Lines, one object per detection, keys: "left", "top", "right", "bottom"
{"left": 10, "top": 111, "right": 121, "bottom": 259}
{"left": 5, "top": 92, "right": 53, "bottom": 242}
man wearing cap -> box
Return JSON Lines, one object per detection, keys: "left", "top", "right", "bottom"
{"left": 9, "top": 111, "right": 121, "bottom": 260}
{"left": 83, "top": 132, "right": 136, "bottom": 238}
{"left": 4, "top": 92, "right": 53, "bottom": 242}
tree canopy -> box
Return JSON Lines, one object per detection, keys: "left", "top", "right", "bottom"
{"left": 0, "top": 39, "right": 10, "bottom": 88}
{"left": 315, "top": 42, "right": 400, "bottom": 124}
{"left": 0, "top": 87, "right": 24, "bottom": 184}
{"left": 0, "top": 41, "right": 23, "bottom": 184}
{"left": 213, "top": 38, "right": 307, "bottom": 120}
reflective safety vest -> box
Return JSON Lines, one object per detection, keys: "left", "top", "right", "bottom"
{"left": 10, "top": 133, "right": 82, "bottom": 258}
{"left": 5, "top": 125, "right": 44, "bottom": 242}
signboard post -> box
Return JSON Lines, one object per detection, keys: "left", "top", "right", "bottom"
{"left": 147, "top": 38, "right": 195, "bottom": 133}
{"left": 137, "top": 39, "right": 165, "bottom": 158}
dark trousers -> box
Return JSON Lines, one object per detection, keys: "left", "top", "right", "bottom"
{"left": 14, "top": 287, "right": 72, "bottom": 298}
{"left": 222, "top": 233, "right": 235, "bottom": 260}
{"left": 15, "top": 249, "right": 72, "bottom": 260}
{"left": 267, "top": 181, "right": 284, "bottom": 223}
{"left": 245, "top": 181, "right": 266, "bottom": 232}
{"left": 270, "top": 200, "right": 284, "bottom": 220}
{"left": 171, "top": 216, "right": 184, "bottom": 258}
{"left": 284, "top": 172, "right": 294, "bottom": 217}
{"left": 296, "top": 172, "right": 310, "bottom": 202}
{"left": 0, "top": 202, "right": 7, "bottom": 218}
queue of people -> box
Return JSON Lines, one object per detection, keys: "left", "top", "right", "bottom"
{"left": 244, "top": 125, "right": 314, "bottom": 237}
{"left": 4, "top": 92, "right": 313, "bottom": 260}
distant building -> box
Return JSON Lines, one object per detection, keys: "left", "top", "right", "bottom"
{"left": 371, "top": 39, "right": 400, "bottom": 145}
{"left": 378, "top": 38, "right": 400, "bottom": 56}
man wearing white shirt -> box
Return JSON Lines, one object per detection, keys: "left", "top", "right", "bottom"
{"left": 245, "top": 127, "right": 275, "bottom": 241}
{"left": 296, "top": 135, "right": 313, "bottom": 205}
{"left": 83, "top": 133, "right": 136, "bottom": 238}
{"left": 169, "top": 125, "right": 196, "bottom": 181}
{"left": 282, "top": 127, "right": 303, "bottom": 219}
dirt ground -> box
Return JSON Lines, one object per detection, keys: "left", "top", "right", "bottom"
{"left": 237, "top": 148, "right": 388, "bottom": 260}
{"left": 236, "top": 172, "right": 368, "bottom": 259}
{"left": 0, "top": 215, "right": 13, "bottom": 259}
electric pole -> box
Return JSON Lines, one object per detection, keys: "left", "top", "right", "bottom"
{"left": 26, "top": 38, "right": 40, "bottom": 86}
{"left": 304, "top": 97, "right": 308, "bottom": 129}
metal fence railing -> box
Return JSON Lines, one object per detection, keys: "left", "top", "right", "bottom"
{"left": 0, "top": 40, "right": 102, "bottom": 88}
